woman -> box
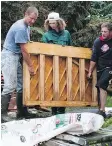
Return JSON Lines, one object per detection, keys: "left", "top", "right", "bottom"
{"left": 42, "top": 12, "right": 72, "bottom": 115}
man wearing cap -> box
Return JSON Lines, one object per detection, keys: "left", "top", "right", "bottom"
{"left": 1, "top": 6, "right": 38, "bottom": 122}
{"left": 42, "top": 12, "right": 72, "bottom": 115}
{"left": 88, "top": 22, "right": 112, "bottom": 118}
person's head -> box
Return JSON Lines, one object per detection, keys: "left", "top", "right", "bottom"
{"left": 24, "top": 6, "right": 38, "bottom": 26}
{"left": 44, "top": 12, "right": 66, "bottom": 31}
{"left": 101, "top": 22, "right": 112, "bottom": 40}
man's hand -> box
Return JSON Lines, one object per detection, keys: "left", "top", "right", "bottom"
{"left": 87, "top": 72, "right": 92, "bottom": 78}
{"left": 87, "top": 72, "right": 92, "bottom": 81}
{"left": 20, "top": 44, "right": 36, "bottom": 76}
{"left": 87, "top": 61, "right": 96, "bottom": 80}
{"left": 28, "top": 65, "right": 36, "bottom": 76}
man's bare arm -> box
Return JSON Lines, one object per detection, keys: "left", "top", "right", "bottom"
{"left": 20, "top": 43, "right": 35, "bottom": 75}
{"left": 87, "top": 61, "right": 96, "bottom": 78}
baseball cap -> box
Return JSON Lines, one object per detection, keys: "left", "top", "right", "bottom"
{"left": 47, "top": 12, "right": 60, "bottom": 20}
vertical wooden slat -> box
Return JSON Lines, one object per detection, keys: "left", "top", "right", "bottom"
{"left": 39, "top": 54, "right": 45, "bottom": 101}
{"left": 79, "top": 59, "right": 85, "bottom": 101}
{"left": 23, "top": 60, "right": 30, "bottom": 104}
{"left": 92, "top": 68, "right": 97, "bottom": 102}
{"left": 67, "top": 57, "right": 72, "bottom": 101}
{"left": 53, "top": 56, "right": 59, "bottom": 100}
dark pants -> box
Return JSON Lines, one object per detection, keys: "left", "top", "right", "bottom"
{"left": 96, "top": 68, "right": 112, "bottom": 110}
{"left": 96, "top": 68, "right": 112, "bottom": 91}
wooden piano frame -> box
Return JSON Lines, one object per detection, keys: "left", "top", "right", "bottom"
{"left": 23, "top": 42, "right": 97, "bottom": 107}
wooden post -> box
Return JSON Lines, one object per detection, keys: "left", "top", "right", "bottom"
{"left": 39, "top": 54, "right": 45, "bottom": 101}
{"left": 67, "top": 57, "right": 72, "bottom": 101}
{"left": 53, "top": 56, "right": 59, "bottom": 100}
{"left": 23, "top": 60, "right": 30, "bottom": 104}
{"left": 92, "top": 68, "right": 97, "bottom": 102}
{"left": 79, "top": 59, "right": 85, "bottom": 101}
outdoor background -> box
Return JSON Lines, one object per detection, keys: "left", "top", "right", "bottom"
{"left": 1, "top": 1, "right": 112, "bottom": 127}
{"left": 1, "top": 1, "right": 112, "bottom": 47}
{"left": 1, "top": 1, "right": 112, "bottom": 104}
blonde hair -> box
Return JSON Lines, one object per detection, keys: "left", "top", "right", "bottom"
{"left": 25, "top": 6, "right": 38, "bottom": 16}
{"left": 44, "top": 18, "right": 66, "bottom": 31}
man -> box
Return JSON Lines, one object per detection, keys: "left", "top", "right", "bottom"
{"left": 88, "top": 22, "right": 112, "bottom": 118}
{"left": 1, "top": 7, "right": 38, "bottom": 122}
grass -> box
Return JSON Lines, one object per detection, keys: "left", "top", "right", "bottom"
{"left": 102, "top": 117, "right": 112, "bottom": 128}
{"left": 102, "top": 94, "right": 112, "bottom": 128}
{"left": 106, "top": 95, "right": 112, "bottom": 107}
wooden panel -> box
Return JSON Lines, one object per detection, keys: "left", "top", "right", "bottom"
{"left": 23, "top": 43, "right": 98, "bottom": 107}
{"left": 59, "top": 58, "right": 67, "bottom": 101}
{"left": 85, "top": 60, "right": 92, "bottom": 102}
{"left": 23, "top": 60, "right": 30, "bottom": 105}
{"left": 39, "top": 54, "right": 45, "bottom": 101}
{"left": 92, "top": 68, "right": 97, "bottom": 102}
{"left": 44, "top": 56, "right": 53, "bottom": 101}
{"left": 30, "top": 55, "right": 39, "bottom": 100}
{"left": 67, "top": 57, "right": 72, "bottom": 101}
{"left": 53, "top": 56, "right": 59, "bottom": 100}
{"left": 79, "top": 59, "right": 85, "bottom": 101}
{"left": 25, "top": 100, "right": 98, "bottom": 107}
{"left": 25, "top": 42, "right": 92, "bottom": 59}
{"left": 72, "top": 59, "right": 79, "bottom": 101}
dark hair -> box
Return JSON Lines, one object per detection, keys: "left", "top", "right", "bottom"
{"left": 25, "top": 6, "right": 38, "bottom": 15}
{"left": 101, "top": 22, "right": 112, "bottom": 31}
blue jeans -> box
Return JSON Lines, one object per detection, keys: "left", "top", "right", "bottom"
{"left": 1, "top": 49, "right": 23, "bottom": 95}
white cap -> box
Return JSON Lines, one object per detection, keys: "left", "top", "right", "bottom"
{"left": 47, "top": 12, "right": 60, "bottom": 20}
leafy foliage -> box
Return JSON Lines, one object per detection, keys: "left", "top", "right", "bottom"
{"left": 1, "top": 1, "right": 48, "bottom": 40}
{"left": 1, "top": 1, "right": 112, "bottom": 47}
{"left": 91, "top": 1, "right": 112, "bottom": 18}
{"left": 41, "top": 1, "right": 91, "bottom": 31}
{"left": 71, "top": 1, "right": 112, "bottom": 47}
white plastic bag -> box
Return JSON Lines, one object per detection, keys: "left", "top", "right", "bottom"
{"left": 1, "top": 113, "right": 104, "bottom": 146}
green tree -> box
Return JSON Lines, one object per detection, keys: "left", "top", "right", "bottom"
{"left": 71, "top": 1, "right": 112, "bottom": 47}
{"left": 1, "top": 1, "right": 112, "bottom": 47}
{"left": 1, "top": 1, "right": 91, "bottom": 42}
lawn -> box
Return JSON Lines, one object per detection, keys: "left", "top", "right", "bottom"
{"left": 106, "top": 95, "right": 112, "bottom": 107}
{"left": 103, "top": 94, "right": 112, "bottom": 128}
